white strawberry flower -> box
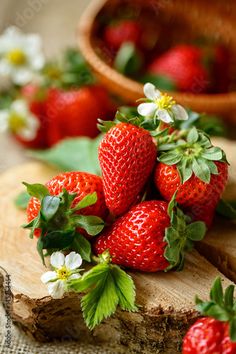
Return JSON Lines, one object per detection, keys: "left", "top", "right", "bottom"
{"left": 0, "top": 26, "right": 45, "bottom": 87}
{"left": 41, "top": 251, "right": 83, "bottom": 299}
{"left": 137, "top": 83, "right": 188, "bottom": 123}
{"left": 0, "top": 99, "right": 39, "bottom": 140}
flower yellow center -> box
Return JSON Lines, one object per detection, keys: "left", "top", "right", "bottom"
{"left": 6, "top": 49, "right": 27, "bottom": 66}
{"left": 156, "top": 94, "right": 176, "bottom": 111}
{"left": 8, "top": 112, "right": 27, "bottom": 133}
{"left": 56, "top": 266, "right": 70, "bottom": 281}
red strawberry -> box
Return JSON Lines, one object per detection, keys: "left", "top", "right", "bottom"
{"left": 148, "top": 45, "right": 209, "bottom": 93}
{"left": 183, "top": 318, "right": 236, "bottom": 354}
{"left": 155, "top": 161, "right": 228, "bottom": 227}
{"left": 154, "top": 128, "right": 228, "bottom": 227}
{"left": 94, "top": 199, "right": 206, "bottom": 272}
{"left": 98, "top": 122, "right": 157, "bottom": 216}
{"left": 104, "top": 20, "right": 142, "bottom": 50}
{"left": 26, "top": 172, "right": 108, "bottom": 238}
{"left": 94, "top": 201, "right": 169, "bottom": 272}
{"left": 182, "top": 278, "right": 236, "bottom": 354}
{"left": 45, "top": 85, "right": 115, "bottom": 146}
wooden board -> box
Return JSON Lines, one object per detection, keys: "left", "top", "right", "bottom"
{"left": 0, "top": 137, "right": 235, "bottom": 353}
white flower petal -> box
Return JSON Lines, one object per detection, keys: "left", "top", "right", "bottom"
{"left": 143, "top": 83, "right": 161, "bottom": 100}
{"left": 0, "top": 60, "right": 12, "bottom": 76}
{"left": 13, "top": 68, "right": 33, "bottom": 85}
{"left": 0, "top": 26, "right": 45, "bottom": 85}
{"left": 137, "top": 102, "right": 157, "bottom": 117}
{"left": 50, "top": 252, "right": 65, "bottom": 269}
{"left": 156, "top": 109, "right": 174, "bottom": 123}
{"left": 65, "top": 252, "right": 82, "bottom": 271}
{"left": 30, "top": 54, "right": 45, "bottom": 70}
{"left": 11, "top": 99, "right": 28, "bottom": 115}
{"left": 172, "top": 104, "right": 188, "bottom": 121}
{"left": 40, "top": 271, "right": 57, "bottom": 284}
{"left": 68, "top": 273, "right": 81, "bottom": 280}
{"left": 0, "top": 111, "right": 9, "bottom": 132}
{"left": 17, "top": 112, "right": 39, "bottom": 140}
{"left": 47, "top": 280, "right": 65, "bottom": 299}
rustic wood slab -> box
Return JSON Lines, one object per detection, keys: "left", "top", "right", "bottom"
{"left": 0, "top": 137, "right": 235, "bottom": 353}
{"left": 0, "top": 161, "right": 234, "bottom": 354}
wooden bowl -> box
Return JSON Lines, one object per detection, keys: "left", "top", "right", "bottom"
{"left": 77, "top": 0, "right": 236, "bottom": 121}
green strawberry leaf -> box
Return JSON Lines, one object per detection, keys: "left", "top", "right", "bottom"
{"left": 22, "top": 182, "right": 49, "bottom": 201}
{"left": 158, "top": 152, "right": 182, "bottom": 165}
{"left": 81, "top": 271, "right": 119, "bottom": 329}
{"left": 67, "top": 252, "right": 137, "bottom": 329}
{"left": 140, "top": 74, "right": 176, "bottom": 91}
{"left": 68, "top": 263, "right": 110, "bottom": 292}
{"left": 97, "top": 119, "right": 116, "bottom": 133}
{"left": 230, "top": 318, "right": 236, "bottom": 342}
{"left": 14, "top": 191, "right": 30, "bottom": 210}
{"left": 224, "top": 285, "right": 234, "bottom": 309}
{"left": 195, "top": 277, "right": 236, "bottom": 342}
{"left": 114, "top": 42, "right": 142, "bottom": 76}
{"left": 23, "top": 214, "right": 41, "bottom": 239}
{"left": 111, "top": 265, "right": 137, "bottom": 311}
{"left": 71, "top": 192, "right": 97, "bottom": 212}
{"left": 164, "top": 194, "right": 206, "bottom": 271}
{"left": 72, "top": 233, "right": 91, "bottom": 262}
{"left": 210, "top": 277, "right": 223, "bottom": 305}
{"left": 187, "top": 127, "right": 199, "bottom": 144}
{"left": 202, "top": 147, "right": 223, "bottom": 161}
{"left": 192, "top": 158, "right": 211, "bottom": 184}
{"left": 205, "top": 304, "right": 230, "bottom": 321}
{"left": 216, "top": 199, "right": 236, "bottom": 220}
{"left": 73, "top": 215, "right": 105, "bottom": 236}
{"left": 186, "top": 221, "right": 207, "bottom": 241}
{"left": 42, "top": 230, "right": 75, "bottom": 249}
{"left": 40, "top": 196, "right": 61, "bottom": 221}
{"left": 37, "top": 236, "right": 45, "bottom": 265}
{"left": 28, "top": 136, "right": 102, "bottom": 175}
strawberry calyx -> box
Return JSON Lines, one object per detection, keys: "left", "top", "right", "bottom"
{"left": 97, "top": 109, "right": 168, "bottom": 135}
{"left": 158, "top": 127, "right": 228, "bottom": 183}
{"left": 22, "top": 182, "right": 105, "bottom": 264}
{"left": 164, "top": 193, "right": 207, "bottom": 271}
{"left": 196, "top": 277, "right": 236, "bottom": 342}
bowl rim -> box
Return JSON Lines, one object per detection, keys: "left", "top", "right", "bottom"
{"left": 77, "top": 0, "right": 236, "bottom": 113}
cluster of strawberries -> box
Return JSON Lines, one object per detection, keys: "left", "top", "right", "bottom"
{"left": 24, "top": 84, "right": 235, "bottom": 352}
{"left": 103, "top": 18, "right": 229, "bottom": 93}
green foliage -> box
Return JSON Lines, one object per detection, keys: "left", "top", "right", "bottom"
{"left": 177, "top": 110, "right": 227, "bottom": 137}
{"left": 22, "top": 189, "right": 104, "bottom": 263}
{"left": 196, "top": 278, "right": 236, "bottom": 342}
{"left": 140, "top": 74, "right": 176, "bottom": 91}
{"left": 216, "top": 199, "right": 236, "bottom": 220}
{"left": 164, "top": 193, "right": 206, "bottom": 271}
{"left": 42, "top": 48, "right": 95, "bottom": 89}
{"left": 28, "top": 136, "right": 102, "bottom": 175}
{"left": 14, "top": 191, "right": 30, "bottom": 210}
{"left": 114, "top": 42, "right": 143, "bottom": 76}
{"left": 67, "top": 252, "right": 137, "bottom": 329}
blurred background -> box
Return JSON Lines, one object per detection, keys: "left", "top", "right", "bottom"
{"left": 0, "top": 0, "right": 235, "bottom": 173}
{"left": 0, "top": 0, "right": 91, "bottom": 171}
